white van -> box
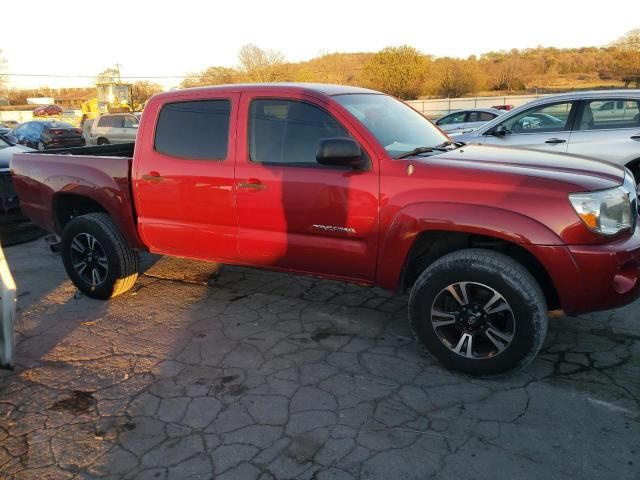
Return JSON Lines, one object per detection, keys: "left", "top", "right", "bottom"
{"left": 89, "top": 113, "right": 140, "bottom": 145}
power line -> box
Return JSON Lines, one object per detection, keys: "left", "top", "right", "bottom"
{"left": 0, "top": 67, "right": 370, "bottom": 80}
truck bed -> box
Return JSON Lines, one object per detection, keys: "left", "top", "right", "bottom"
{"left": 11, "top": 142, "right": 145, "bottom": 249}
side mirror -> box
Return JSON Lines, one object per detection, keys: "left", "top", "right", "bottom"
{"left": 316, "top": 137, "right": 364, "bottom": 169}
{"left": 491, "top": 125, "right": 508, "bottom": 136}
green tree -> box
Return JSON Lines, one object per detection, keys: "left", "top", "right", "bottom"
{"left": 364, "top": 46, "right": 428, "bottom": 99}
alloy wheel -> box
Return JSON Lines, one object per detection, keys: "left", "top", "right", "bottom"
{"left": 69, "top": 233, "right": 108, "bottom": 286}
{"left": 430, "top": 281, "right": 515, "bottom": 359}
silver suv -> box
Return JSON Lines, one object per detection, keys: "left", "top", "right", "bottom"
{"left": 455, "top": 90, "right": 640, "bottom": 181}
{"left": 89, "top": 113, "right": 140, "bottom": 145}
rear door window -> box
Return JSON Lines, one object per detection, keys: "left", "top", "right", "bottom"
{"left": 154, "top": 100, "right": 231, "bottom": 160}
{"left": 578, "top": 99, "right": 640, "bottom": 130}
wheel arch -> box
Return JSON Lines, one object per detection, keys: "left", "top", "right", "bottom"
{"left": 377, "top": 202, "right": 564, "bottom": 310}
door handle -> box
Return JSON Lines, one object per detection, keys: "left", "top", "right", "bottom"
{"left": 545, "top": 138, "right": 566, "bottom": 144}
{"left": 141, "top": 171, "right": 165, "bottom": 182}
{"left": 630, "top": 134, "right": 640, "bottom": 140}
{"left": 238, "top": 180, "right": 266, "bottom": 190}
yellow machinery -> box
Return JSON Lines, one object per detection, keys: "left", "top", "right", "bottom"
{"left": 81, "top": 83, "right": 133, "bottom": 125}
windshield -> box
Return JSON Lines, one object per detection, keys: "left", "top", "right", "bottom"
{"left": 334, "top": 94, "right": 448, "bottom": 157}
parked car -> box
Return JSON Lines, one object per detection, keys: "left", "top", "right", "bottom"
{"left": 0, "top": 136, "right": 32, "bottom": 213}
{"left": 492, "top": 104, "right": 515, "bottom": 111}
{"left": 89, "top": 113, "right": 140, "bottom": 145}
{"left": 32, "top": 104, "right": 63, "bottom": 117}
{"left": 13, "top": 121, "right": 85, "bottom": 150}
{"left": 12, "top": 83, "right": 640, "bottom": 375}
{"left": 435, "top": 108, "right": 504, "bottom": 134}
{"left": 455, "top": 90, "right": 640, "bottom": 182}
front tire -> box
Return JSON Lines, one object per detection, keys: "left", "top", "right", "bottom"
{"left": 409, "top": 249, "right": 548, "bottom": 375}
{"left": 61, "top": 213, "right": 139, "bottom": 299}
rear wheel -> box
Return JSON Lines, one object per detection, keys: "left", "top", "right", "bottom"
{"left": 61, "top": 213, "right": 138, "bottom": 299}
{"left": 409, "top": 249, "right": 548, "bottom": 375}
{"left": 97, "top": 138, "right": 110, "bottom": 145}
{"left": 36, "top": 141, "right": 45, "bottom": 151}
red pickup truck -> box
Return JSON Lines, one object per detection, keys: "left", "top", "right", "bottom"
{"left": 11, "top": 84, "right": 640, "bottom": 375}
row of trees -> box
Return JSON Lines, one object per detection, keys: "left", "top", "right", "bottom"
{"left": 2, "top": 29, "right": 640, "bottom": 105}
{"left": 181, "top": 29, "right": 640, "bottom": 99}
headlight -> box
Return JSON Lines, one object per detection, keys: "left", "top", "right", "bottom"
{"left": 569, "top": 173, "right": 637, "bottom": 236}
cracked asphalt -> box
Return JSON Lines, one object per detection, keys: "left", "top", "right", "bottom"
{"left": 0, "top": 239, "right": 639, "bottom": 479}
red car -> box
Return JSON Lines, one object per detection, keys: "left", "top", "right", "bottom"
{"left": 12, "top": 84, "right": 640, "bottom": 375}
{"left": 491, "top": 104, "right": 515, "bottom": 111}
{"left": 32, "top": 104, "right": 63, "bottom": 117}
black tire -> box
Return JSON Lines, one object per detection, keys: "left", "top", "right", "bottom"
{"left": 409, "top": 248, "right": 548, "bottom": 375}
{"left": 61, "top": 213, "right": 139, "bottom": 299}
{"left": 97, "top": 138, "right": 110, "bottom": 145}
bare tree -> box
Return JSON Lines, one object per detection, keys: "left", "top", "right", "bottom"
{"left": 612, "top": 29, "right": 640, "bottom": 87}
{"left": 0, "top": 49, "right": 7, "bottom": 100}
{"left": 237, "top": 44, "right": 287, "bottom": 82}
{"left": 181, "top": 66, "right": 239, "bottom": 88}
{"left": 130, "top": 81, "right": 163, "bottom": 111}
{"left": 95, "top": 67, "right": 121, "bottom": 84}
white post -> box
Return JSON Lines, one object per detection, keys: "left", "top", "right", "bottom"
{"left": 0, "top": 244, "right": 16, "bottom": 369}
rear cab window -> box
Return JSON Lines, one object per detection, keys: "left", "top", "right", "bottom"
{"left": 154, "top": 100, "right": 231, "bottom": 160}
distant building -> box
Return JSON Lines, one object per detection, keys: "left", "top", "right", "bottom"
{"left": 26, "top": 97, "right": 55, "bottom": 105}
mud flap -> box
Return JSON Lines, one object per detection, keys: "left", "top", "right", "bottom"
{"left": 0, "top": 244, "right": 16, "bottom": 369}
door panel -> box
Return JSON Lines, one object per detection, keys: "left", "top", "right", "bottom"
{"left": 133, "top": 94, "right": 240, "bottom": 260}
{"left": 235, "top": 93, "right": 379, "bottom": 282}
{"left": 567, "top": 99, "right": 640, "bottom": 165}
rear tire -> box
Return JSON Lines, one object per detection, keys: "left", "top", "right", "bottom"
{"left": 97, "top": 138, "right": 110, "bottom": 145}
{"left": 36, "top": 141, "right": 45, "bottom": 151}
{"left": 409, "top": 249, "right": 548, "bottom": 375}
{"left": 61, "top": 213, "right": 138, "bottom": 299}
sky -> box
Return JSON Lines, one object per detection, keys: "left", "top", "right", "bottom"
{"left": 1, "top": 0, "right": 639, "bottom": 90}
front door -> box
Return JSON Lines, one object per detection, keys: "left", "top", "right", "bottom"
{"left": 133, "top": 93, "right": 239, "bottom": 260}
{"left": 482, "top": 101, "right": 577, "bottom": 152}
{"left": 235, "top": 93, "right": 380, "bottom": 282}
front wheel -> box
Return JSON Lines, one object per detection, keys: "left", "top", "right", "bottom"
{"left": 409, "top": 249, "right": 548, "bottom": 375}
{"left": 61, "top": 213, "right": 139, "bottom": 299}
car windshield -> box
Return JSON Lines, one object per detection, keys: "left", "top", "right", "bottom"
{"left": 334, "top": 94, "right": 448, "bottom": 157}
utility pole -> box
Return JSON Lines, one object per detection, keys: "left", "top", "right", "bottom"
{"left": 115, "top": 63, "right": 122, "bottom": 82}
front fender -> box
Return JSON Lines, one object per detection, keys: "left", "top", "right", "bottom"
{"left": 376, "top": 202, "right": 564, "bottom": 290}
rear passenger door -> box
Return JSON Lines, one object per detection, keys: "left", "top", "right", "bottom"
{"left": 567, "top": 98, "right": 640, "bottom": 166}
{"left": 133, "top": 94, "right": 240, "bottom": 260}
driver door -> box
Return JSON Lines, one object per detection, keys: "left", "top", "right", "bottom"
{"left": 482, "top": 101, "right": 577, "bottom": 152}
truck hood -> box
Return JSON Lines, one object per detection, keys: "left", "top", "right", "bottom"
{"left": 429, "top": 144, "right": 625, "bottom": 191}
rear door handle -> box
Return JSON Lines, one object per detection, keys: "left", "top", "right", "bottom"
{"left": 630, "top": 134, "right": 640, "bottom": 140}
{"left": 238, "top": 180, "right": 266, "bottom": 191}
{"left": 545, "top": 138, "right": 566, "bottom": 144}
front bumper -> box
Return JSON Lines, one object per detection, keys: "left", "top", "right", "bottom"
{"left": 529, "top": 226, "right": 640, "bottom": 315}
